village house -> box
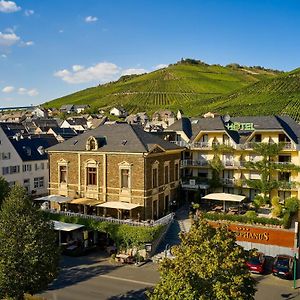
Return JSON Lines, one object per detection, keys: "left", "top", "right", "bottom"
{"left": 0, "top": 123, "right": 58, "bottom": 195}
{"left": 47, "top": 123, "right": 183, "bottom": 220}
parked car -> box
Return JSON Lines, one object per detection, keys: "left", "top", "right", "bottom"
{"left": 272, "top": 255, "right": 294, "bottom": 279}
{"left": 246, "top": 252, "right": 266, "bottom": 274}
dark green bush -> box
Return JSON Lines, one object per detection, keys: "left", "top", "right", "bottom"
{"left": 282, "top": 212, "right": 291, "bottom": 229}
{"left": 284, "top": 197, "right": 299, "bottom": 214}
{"left": 203, "top": 212, "right": 283, "bottom": 226}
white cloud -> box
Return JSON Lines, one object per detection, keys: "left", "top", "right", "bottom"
{"left": 2, "top": 85, "right": 14, "bottom": 93}
{"left": 154, "top": 64, "right": 168, "bottom": 70}
{"left": 59, "top": 29, "right": 64, "bottom": 33}
{"left": 0, "top": 0, "right": 21, "bottom": 13}
{"left": 24, "top": 9, "right": 34, "bottom": 16}
{"left": 121, "top": 68, "right": 148, "bottom": 76}
{"left": 1, "top": 54, "right": 7, "bottom": 58}
{"left": 27, "top": 88, "right": 38, "bottom": 96}
{"left": 20, "top": 40, "right": 34, "bottom": 47}
{"left": 72, "top": 65, "right": 84, "bottom": 72}
{"left": 18, "top": 87, "right": 39, "bottom": 96}
{"left": 0, "top": 31, "right": 20, "bottom": 46}
{"left": 54, "top": 62, "right": 120, "bottom": 84}
{"left": 85, "top": 16, "right": 98, "bottom": 23}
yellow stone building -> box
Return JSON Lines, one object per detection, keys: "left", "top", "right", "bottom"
{"left": 166, "top": 115, "right": 300, "bottom": 201}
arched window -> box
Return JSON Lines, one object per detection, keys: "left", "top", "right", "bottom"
{"left": 86, "top": 136, "right": 98, "bottom": 151}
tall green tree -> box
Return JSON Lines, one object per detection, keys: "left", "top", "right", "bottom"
{"left": 0, "top": 185, "right": 60, "bottom": 300}
{"left": 244, "top": 143, "right": 300, "bottom": 202}
{"left": 0, "top": 176, "right": 10, "bottom": 207}
{"left": 147, "top": 218, "right": 256, "bottom": 300}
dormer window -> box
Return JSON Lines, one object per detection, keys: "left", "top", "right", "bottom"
{"left": 86, "top": 136, "right": 98, "bottom": 151}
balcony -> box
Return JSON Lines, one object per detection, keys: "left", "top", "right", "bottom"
{"left": 222, "top": 160, "right": 240, "bottom": 168}
{"left": 181, "top": 159, "right": 209, "bottom": 167}
{"left": 170, "top": 141, "right": 189, "bottom": 147}
{"left": 221, "top": 178, "right": 236, "bottom": 186}
{"left": 190, "top": 141, "right": 210, "bottom": 149}
{"left": 238, "top": 142, "right": 296, "bottom": 150}
{"left": 181, "top": 178, "right": 210, "bottom": 190}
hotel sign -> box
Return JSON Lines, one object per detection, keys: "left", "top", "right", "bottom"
{"left": 208, "top": 221, "right": 294, "bottom": 247}
{"left": 225, "top": 122, "right": 255, "bottom": 131}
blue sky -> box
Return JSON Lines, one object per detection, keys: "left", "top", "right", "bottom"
{"left": 1, "top": 0, "right": 300, "bottom": 107}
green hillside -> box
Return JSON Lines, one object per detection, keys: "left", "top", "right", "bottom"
{"left": 208, "top": 71, "right": 300, "bottom": 121}
{"left": 45, "top": 60, "right": 279, "bottom": 116}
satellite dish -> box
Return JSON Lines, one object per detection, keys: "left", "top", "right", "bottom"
{"left": 223, "top": 114, "right": 231, "bottom": 123}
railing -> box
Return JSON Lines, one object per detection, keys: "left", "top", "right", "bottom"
{"left": 190, "top": 142, "right": 210, "bottom": 149}
{"left": 222, "top": 178, "right": 235, "bottom": 186}
{"left": 181, "top": 159, "right": 209, "bottom": 167}
{"left": 153, "top": 213, "right": 175, "bottom": 226}
{"left": 45, "top": 209, "right": 174, "bottom": 227}
{"left": 170, "top": 141, "right": 188, "bottom": 147}
{"left": 238, "top": 142, "right": 296, "bottom": 150}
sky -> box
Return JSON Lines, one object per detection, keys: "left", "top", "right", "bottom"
{"left": 1, "top": 0, "right": 300, "bottom": 107}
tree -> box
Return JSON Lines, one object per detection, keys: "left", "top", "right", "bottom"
{"left": 0, "top": 185, "right": 60, "bottom": 300}
{"left": 147, "top": 218, "right": 256, "bottom": 300}
{"left": 244, "top": 143, "right": 300, "bottom": 203}
{"left": 0, "top": 176, "right": 10, "bottom": 207}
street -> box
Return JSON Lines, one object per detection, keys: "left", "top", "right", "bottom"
{"left": 40, "top": 252, "right": 300, "bottom": 300}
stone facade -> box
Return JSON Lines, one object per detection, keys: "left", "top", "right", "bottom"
{"left": 48, "top": 149, "right": 181, "bottom": 220}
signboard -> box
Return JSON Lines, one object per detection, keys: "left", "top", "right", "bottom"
{"left": 225, "top": 122, "right": 255, "bottom": 131}
{"left": 208, "top": 221, "right": 294, "bottom": 248}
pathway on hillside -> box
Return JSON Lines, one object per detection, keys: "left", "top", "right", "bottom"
{"left": 152, "top": 204, "right": 191, "bottom": 261}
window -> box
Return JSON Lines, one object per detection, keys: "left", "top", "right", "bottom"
{"left": 59, "top": 165, "right": 67, "bottom": 183}
{"left": 175, "top": 163, "right": 179, "bottom": 181}
{"left": 152, "top": 168, "right": 158, "bottom": 188}
{"left": 1, "top": 152, "right": 11, "bottom": 160}
{"left": 121, "top": 169, "right": 129, "bottom": 188}
{"left": 23, "top": 164, "right": 32, "bottom": 172}
{"left": 87, "top": 167, "right": 97, "bottom": 185}
{"left": 278, "top": 191, "right": 291, "bottom": 201}
{"left": 10, "top": 165, "right": 20, "bottom": 174}
{"left": 41, "top": 162, "right": 44, "bottom": 170}
{"left": 278, "top": 155, "right": 291, "bottom": 163}
{"left": 279, "top": 172, "right": 291, "bottom": 182}
{"left": 86, "top": 136, "right": 98, "bottom": 151}
{"left": 34, "top": 177, "right": 44, "bottom": 188}
{"left": 164, "top": 165, "right": 169, "bottom": 184}
{"left": 2, "top": 167, "right": 9, "bottom": 175}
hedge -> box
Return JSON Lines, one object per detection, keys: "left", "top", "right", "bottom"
{"left": 45, "top": 212, "right": 164, "bottom": 248}
{"left": 202, "top": 212, "right": 283, "bottom": 227}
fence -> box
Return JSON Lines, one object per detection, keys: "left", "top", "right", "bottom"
{"left": 46, "top": 209, "right": 174, "bottom": 227}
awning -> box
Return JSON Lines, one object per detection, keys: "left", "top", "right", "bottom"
{"left": 202, "top": 193, "right": 245, "bottom": 202}
{"left": 97, "top": 201, "right": 141, "bottom": 210}
{"left": 68, "top": 198, "right": 102, "bottom": 206}
{"left": 35, "top": 195, "right": 73, "bottom": 203}
{"left": 53, "top": 220, "right": 84, "bottom": 232}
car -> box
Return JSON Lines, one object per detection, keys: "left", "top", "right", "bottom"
{"left": 246, "top": 252, "right": 266, "bottom": 274}
{"left": 272, "top": 255, "right": 294, "bottom": 279}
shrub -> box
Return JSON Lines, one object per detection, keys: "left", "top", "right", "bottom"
{"left": 271, "top": 196, "right": 280, "bottom": 207}
{"left": 253, "top": 195, "right": 266, "bottom": 209}
{"left": 272, "top": 205, "right": 282, "bottom": 218}
{"left": 284, "top": 197, "right": 299, "bottom": 214}
{"left": 202, "top": 212, "right": 282, "bottom": 226}
{"left": 282, "top": 212, "right": 291, "bottom": 229}
{"left": 244, "top": 210, "right": 257, "bottom": 221}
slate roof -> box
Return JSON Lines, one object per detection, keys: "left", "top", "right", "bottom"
{"left": 9, "top": 134, "right": 58, "bottom": 161}
{"left": 165, "top": 115, "right": 300, "bottom": 145}
{"left": 48, "top": 123, "right": 182, "bottom": 153}
{"left": 0, "top": 122, "right": 28, "bottom": 137}
{"left": 49, "top": 127, "right": 78, "bottom": 140}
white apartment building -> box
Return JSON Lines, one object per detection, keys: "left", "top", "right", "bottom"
{"left": 0, "top": 123, "right": 58, "bottom": 196}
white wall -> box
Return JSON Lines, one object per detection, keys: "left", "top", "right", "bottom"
{"left": 0, "top": 127, "right": 49, "bottom": 196}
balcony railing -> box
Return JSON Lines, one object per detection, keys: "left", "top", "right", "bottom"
{"left": 181, "top": 178, "right": 210, "bottom": 190}
{"left": 181, "top": 159, "right": 209, "bottom": 167}
{"left": 221, "top": 178, "right": 236, "bottom": 186}
{"left": 238, "top": 142, "right": 296, "bottom": 150}
{"left": 170, "top": 141, "right": 189, "bottom": 147}
{"left": 45, "top": 209, "right": 174, "bottom": 227}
